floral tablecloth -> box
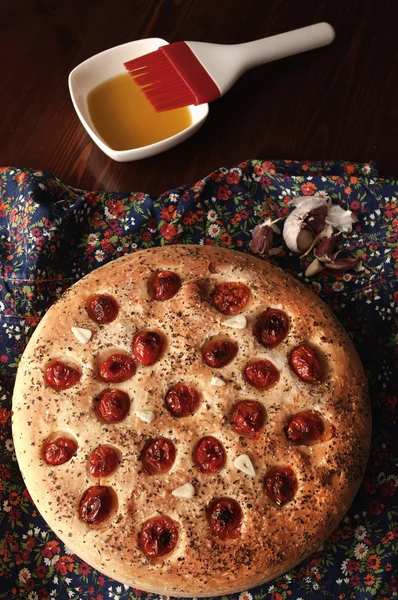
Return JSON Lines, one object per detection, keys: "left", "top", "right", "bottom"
{"left": 0, "top": 160, "right": 397, "bottom": 600}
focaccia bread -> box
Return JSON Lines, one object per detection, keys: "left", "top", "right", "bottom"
{"left": 12, "top": 245, "right": 371, "bottom": 597}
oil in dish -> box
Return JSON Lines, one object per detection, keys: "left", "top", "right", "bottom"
{"left": 87, "top": 73, "right": 192, "bottom": 151}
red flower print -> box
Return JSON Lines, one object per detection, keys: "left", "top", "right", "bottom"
{"left": 231, "top": 214, "right": 241, "bottom": 224}
{"left": 226, "top": 171, "right": 240, "bottom": 184}
{"left": 271, "top": 593, "right": 283, "bottom": 600}
{"left": 15, "top": 172, "right": 27, "bottom": 184}
{"left": 78, "top": 562, "right": 91, "bottom": 575}
{"left": 381, "top": 480, "right": 396, "bottom": 496}
{"left": 350, "top": 176, "right": 358, "bottom": 184}
{"left": 369, "top": 498, "right": 385, "bottom": 515}
{"left": 346, "top": 559, "right": 359, "bottom": 572}
{"left": 9, "top": 492, "right": 20, "bottom": 506}
{"left": 367, "top": 554, "right": 381, "bottom": 569}
{"left": 261, "top": 176, "right": 272, "bottom": 187}
{"left": 107, "top": 200, "right": 125, "bottom": 218}
{"left": 36, "top": 565, "right": 47, "bottom": 578}
{"left": 344, "top": 163, "right": 355, "bottom": 174}
{"left": 220, "top": 232, "right": 232, "bottom": 245}
{"left": 0, "top": 409, "right": 10, "bottom": 424}
{"left": 183, "top": 211, "right": 196, "bottom": 225}
{"left": 26, "top": 537, "right": 36, "bottom": 549}
{"left": 54, "top": 555, "right": 74, "bottom": 575}
{"left": 217, "top": 185, "right": 231, "bottom": 201}
{"left": 42, "top": 540, "right": 60, "bottom": 558}
{"left": 160, "top": 223, "right": 178, "bottom": 240}
{"left": 262, "top": 161, "right": 276, "bottom": 173}
{"left": 350, "top": 200, "right": 360, "bottom": 210}
{"left": 239, "top": 210, "right": 249, "bottom": 219}
{"left": 301, "top": 182, "right": 317, "bottom": 196}
{"left": 349, "top": 573, "right": 361, "bottom": 587}
{"left": 97, "top": 575, "right": 105, "bottom": 585}
{"left": 161, "top": 206, "right": 177, "bottom": 222}
{"left": 142, "top": 231, "right": 151, "bottom": 241}
{"left": 31, "top": 227, "right": 42, "bottom": 238}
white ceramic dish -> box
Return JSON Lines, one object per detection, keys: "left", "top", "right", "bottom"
{"left": 68, "top": 38, "right": 209, "bottom": 162}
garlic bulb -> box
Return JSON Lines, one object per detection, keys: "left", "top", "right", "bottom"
{"left": 283, "top": 197, "right": 332, "bottom": 253}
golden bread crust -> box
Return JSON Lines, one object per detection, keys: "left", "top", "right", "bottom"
{"left": 12, "top": 245, "right": 371, "bottom": 596}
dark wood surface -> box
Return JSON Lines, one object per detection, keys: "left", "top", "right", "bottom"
{"left": 1, "top": 0, "right": 397, "bottom": 195}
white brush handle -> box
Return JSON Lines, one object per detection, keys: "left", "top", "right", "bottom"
{"left": 187, "top": 22, "right": 335, "bottom": 96}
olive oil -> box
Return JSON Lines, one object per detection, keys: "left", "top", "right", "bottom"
{"left": 87, "top": 73, "right": 192, "bottom": 151}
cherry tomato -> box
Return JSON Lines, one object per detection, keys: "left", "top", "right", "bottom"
{"left": 45, "top": 361, "right": 81, "bottom": 390}
{"left": 244, "top": 360, "right": 279, "bottom": 389}
{"left": 193, "top": 436, "right": 225, "bottom": 474}
{"left": 202, "top": 339, "right": 238, "bottom": 368}
{"left": 99, "top": 354, "right": 135, "bottom": 383}
{"left": 133, "top": 331, "right": 163, "bottom": 366}
{"left": 138, "top": 515, "right": 179, "bottom": 558}
{"left": 79, "top": 485, "right": 114, "bottom": 525}
{"left": 141, "top": 438, "right": 176, "bottom": 475}
{"left": 97, "top": 389, "right": 130, "bottom": 423}
{"left": 289, "top": 344, "right": 323, "bottom": 383}
{"left": 285, "top": 410, "right": 325, "bottom": 445}
{"left": 212, "top": 282, "right": 250, "bottom": 315}
{"left": 88, "top": 446, "right": 119, "bottom": 478}
{"left": 165, "top": 383, "right": 200, "bottom": 418}
{"left": 206, "top": 498, "right": 242, "bottom": 539}
{"left": 255, "top": 309, "right": 289, "bottom": 348}
{"left": 43, "top": 437, "right": 77, "bottom": 465}
{"left": 264, "top": 466, "right": 298, "bottom": 506}
{"left": 230, "top": 400, "right": 265, "bottom": 438}
{"left": 150, "top": 271, "right": 181, "bottom": 301}
{"left": 86, "top": 294, "right": 118, "bottom": 324}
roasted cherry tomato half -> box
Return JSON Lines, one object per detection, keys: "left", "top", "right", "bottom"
{"left": 212, "top": 282, "right": 250, "bottom": 315}
{"left": 285, "top": 410, "right": 325, "bottom": 445}
{"left": 193, "top": 436, "right": 225, "bottom": 474}
{"left": 264, "top": 466, "right": 298, "bottom": 506}
{"left": 230, "top": 400, "right": 265, "bottom": 438}
{"left": 133, "top": 331, "right": 163, "bottom": 366}
{"left": 79, "top": 485, "right": 114, "bottom": 525}
{"left": 244, "top": 360, "right": 279, "bottom": 389}
{"left": 202, "top": 339, "right": 238, "bottom": 368}
{"left": 45, "top": 361, "right": 81, "bottom": 390}
{"left": 165, "top": 383, "right": 200, "bottom": 418}
{"left": 99, "top": 354, "right": 135, "bottom": 383}
{"left": 43, "top": 437, "right": 77, "bottom": 465}
{"left": 97, "top": 389, "right": 130, "bottom": 423}
{"left": 141, "top": 438, "right": 176, "bottom": 475}
{"left": 88, "top": 445, "right": 119, "bottom": 478}
{"left": 150, "top": 271, "right": 181, "bottom": 301}
{"left": 138, "top": 515, "right": 179, "bottom": 558}
{"left": 255, "top": 309, "right": 289, "bottom": 348}
{"left": 206, "top": 498, "right": 242, "bottom": 539}
{"left": 86, "top": 294, "right": 118, "bottom": 324}
{"left": 289, "top": 344, "right": 323, "bottom": 383}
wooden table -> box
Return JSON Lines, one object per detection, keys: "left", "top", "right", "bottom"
{"left": 2, "top": 0, "right": 397, "bottom": 195}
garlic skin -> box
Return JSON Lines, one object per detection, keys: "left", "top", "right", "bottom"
{"left": 71, "top": 327, "right": 92, "bottom": 344}
{"left": 172, "top": 483, "right": 195, "bottom": 499}
{"left": 325, "top": 205, "right": 358, "bottom": 232}
{"left": 250, "top": 219, "right": 280, "bottom": 256}
{"left": 223, "top": 315, "right": 247, "bottom": 329}
{"left": 283, "top": 197, "right": 331, "bottom": 253}
{"left": 234, "top": 454, "right": 256, "bottom": 477}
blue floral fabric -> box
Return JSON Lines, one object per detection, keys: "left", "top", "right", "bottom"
{"left": 0, "top": 160, "right": 397, "bottom": 600}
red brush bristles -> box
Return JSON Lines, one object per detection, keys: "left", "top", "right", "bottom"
{"left": 124, "top": 42, "right": 219, "bottom": 112}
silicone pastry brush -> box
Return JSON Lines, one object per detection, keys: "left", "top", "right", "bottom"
{"left": 124, "top": 22, "right": 335, "bottom": 112}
